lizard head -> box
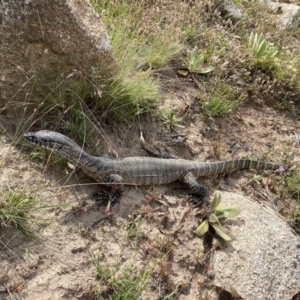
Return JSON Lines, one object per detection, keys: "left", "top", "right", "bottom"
{"left": 24, "top": 130, "right": 73, "bottom": 149}
{"left": 23, "top": 130, "right": 85, "bottom": 157}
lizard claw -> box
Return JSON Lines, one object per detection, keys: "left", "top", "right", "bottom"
{"left": 94, "top": 189, "right": 123, "bottom": 208}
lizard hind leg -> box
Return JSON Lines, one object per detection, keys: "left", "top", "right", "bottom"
{"left": 95, "top": 174, "right": 124, "bottom": 208}
{"left": 183, "top": 171, "right": 208, "bottom": 203}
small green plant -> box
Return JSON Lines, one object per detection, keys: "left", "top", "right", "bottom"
{"left": 181, "top": 25, "right": 200, "bottom": 44}
{"left": 125, "top": 214, "right": 145, "bottom": 238}
{"left": 276, "top": 99, "right": 295, "bottom": 112}
{"left": 201, "top": 96, "right": 240, "bottom": 118}
{"left": 160, "top": 109, "right": 185, "bottom": 131}
{"left": 89, "top": 218, "right": 154, "bottom": 300}
{"left": 284, "top": 166, "right": 300, "bottom": 200}
{"left": 247, "top": 174, "right": 262, "bottom": 186}
{"left": 199, "top": 80, "right": 245, "bottom": 118}
{"left": 91, "top": 259, "right": 151, "bottom": 300}
{"left": 248, "top": 32, "right": 278, "bottom": 61}
{"left": 195, "top": 194, "right": 240, "bottom": 241}
{"left": 0, "top": 186, "right": 44, "bottom": 236}
{"left": 275, "top": 165, "right": 300, "bottom": 225}
{"left": 184, "top": 46, "right": 214, "bottom": 74}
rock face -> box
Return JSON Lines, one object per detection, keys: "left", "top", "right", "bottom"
{"left": 221, "top": 0, "right": 300, "bottom": 30}
{"left": 258, "top": 0, "right": 300, "bottom": 30}
{"left": 213, "top": 192, "right": 300, "bottom": 300}
{"left": 0, "top": 0, "right": 113, "bottom": 113}
{"left": 223, "top": 0, "right": 247, "bottom": 19}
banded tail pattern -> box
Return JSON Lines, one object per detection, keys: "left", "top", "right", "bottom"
{"left": 195, "top": 159, "right": 280, "bottom": 177}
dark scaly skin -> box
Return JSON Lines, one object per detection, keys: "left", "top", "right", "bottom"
{"left": 24, "top": 130, "right": 281, "bottom": 206}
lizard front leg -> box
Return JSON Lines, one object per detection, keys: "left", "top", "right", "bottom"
{"left": 95, "top": 174, "right": 124, "bottom": 208}
{"left": 183, "top": 171, "right": 208, "bottom": 203}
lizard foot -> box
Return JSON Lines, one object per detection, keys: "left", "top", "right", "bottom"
{"left": 94, "top": 191, "right": 110, "bottom": 208}
{"left": 188, "top": 194, "right": 209, "bottom": 206}
{"left": 94, "top": 189, "right": 123, "bottom": 208}
{"left": 95, "top": 174, "right": 124, "bottom": 209}
{"left": 184, "top": 171, "right": 209, "bottom": 204}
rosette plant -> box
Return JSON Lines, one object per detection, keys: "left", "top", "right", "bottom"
{"left": 195, "top": 193, "right": 240, "bottom": 241}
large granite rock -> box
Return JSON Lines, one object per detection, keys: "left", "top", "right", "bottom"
{"left": 0, "top": 0, "right": 113, "bottom": 113}
{"left": 213, "top": 192, "right": 300, "bottom": 300}
{"left": 220, "top": 0, "right": 300, "bottom": 30}
{"left": 258, "top": 0, "right": 300, "bottom": 30}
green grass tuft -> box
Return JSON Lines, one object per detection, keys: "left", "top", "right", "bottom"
{"left": 89, "top": 0, "right": 184, "bottom": 120}
{"left": 199, "top": 80, "right": 246, "bottom": 118}
{"left": 0, "top": 186, "right": 45, "bottom": 237}
{"left": 160, "top": 109, "right": 185, "bottom": 131}
{"left": 285, "top": 166, "right": 300, "bottom": 200}
{"left": 92, "top": 259, "right": 152, "bottom": 300}
{"left": 88, "top": 217, "right": 153, "bottom": 300}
